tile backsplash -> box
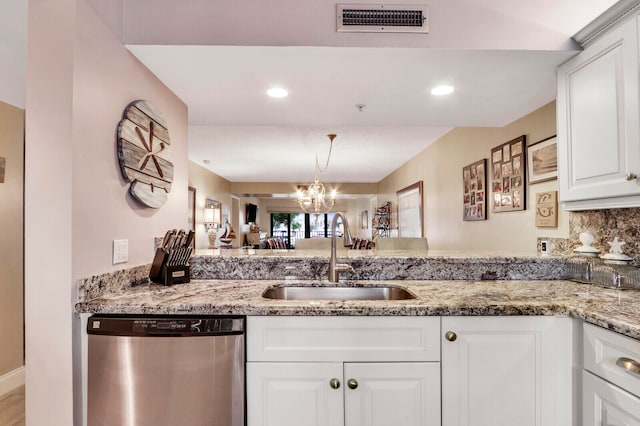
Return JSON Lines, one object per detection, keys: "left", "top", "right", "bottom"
{"left": 569, "top": 208, "right": 640, "bottom": 265}
{"left": 537, "top": 208, "right": 640, "bottom": 264}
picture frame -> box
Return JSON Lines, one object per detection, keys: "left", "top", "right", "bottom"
{"left": 535, "top": 190, "right": 558, "bottom": 228}
{"left": 361, "top": 210, "right": 368, "bottom": 229}
{"left": 491, "top": 135, "right": 526, "bottom": 212}
{"left": 396, "top": 181, "right": 423, "bottom": 237}
{"left": 527, "top": 135, "right": 557, "bottom": 184}
{"left": 463, "top": 159, "right": 487, "bottom": 221}
{"left": 188, "top": 187, "right": 196, "bottom": 242}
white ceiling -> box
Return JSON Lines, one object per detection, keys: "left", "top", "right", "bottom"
{"left": 125, "top": 0, "right": 619, "bottom": 184}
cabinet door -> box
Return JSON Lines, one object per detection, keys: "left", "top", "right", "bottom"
{"left": 246, "top": 362, "right": 343, "bottom": 426}
{"left": 557, "top": 17, "right": 640, "bottom": 207}
{"left": 344, "top": 362, "right": 440, "bottom": 426}
{"left": 583, "top": 370, "right": 640, "bottom": 425}
{"left": 441, "top": 316, "right": 573, "bottom": 426}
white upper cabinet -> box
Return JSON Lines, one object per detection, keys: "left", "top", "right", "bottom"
{"left": 557, "top": 16, "right": 640, "bottom": 210}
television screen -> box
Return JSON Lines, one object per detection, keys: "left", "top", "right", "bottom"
{"left": 246, "top": 203, "right": 258, "bottom": 223}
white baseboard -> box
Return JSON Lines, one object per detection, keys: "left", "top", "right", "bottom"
{"left": 0, "top": 366, "right": 25, "bottom": 396}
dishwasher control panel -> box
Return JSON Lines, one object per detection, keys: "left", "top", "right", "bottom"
{"left": 88, "top": 315, "right": 244, "bottom": 336}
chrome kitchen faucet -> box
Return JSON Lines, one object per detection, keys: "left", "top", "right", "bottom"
{"left": 328, "top": 212, "right": 355, "bottom": 282}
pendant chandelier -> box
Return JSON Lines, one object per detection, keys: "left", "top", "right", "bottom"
{"left": 296, "top": 134, "right": 337, "bottom": 215}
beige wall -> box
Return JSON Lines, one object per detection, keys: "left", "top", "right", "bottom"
{"left": 347, "top": 197, "right": 378, "bottom": 239}
{"left": 25, "top": 0, "right": 188, "bottom": 423}
{"left": 0, "top": 101, "right": 24, "bottom": 377}
{"left": 188, "top": 161, "right": 232, "bottom": 249}
{"left": 71, "top": 3, "right": 189, "bottom": 279}
{"left": 379, "top": 101, "right": 567, "bottom": 253}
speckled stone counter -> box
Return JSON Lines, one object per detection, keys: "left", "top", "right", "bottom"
{"left": 76, "top": 279, "right": 640, "bottom": 341}
{"left": 190, "top": 249, "right": 566, "bottom": 281}
{"left": 76, "top": 251, "right": 567, "bottom": 302}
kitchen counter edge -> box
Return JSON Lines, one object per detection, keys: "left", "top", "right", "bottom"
{"left": 75, "top": 279, "right": 640, "bottom": 341}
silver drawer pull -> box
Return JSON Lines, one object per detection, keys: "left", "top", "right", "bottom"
{"left": 329, "top": 378, "right": 341, "bottom": 389}
{"left": 626, "top": 173, "right": 638, "bottom": 181}
{"left": 616, "top": 357, "right": 640, "bottom": 376}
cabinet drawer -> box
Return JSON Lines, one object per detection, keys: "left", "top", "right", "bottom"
{"left": 247, "top": 316, "right": 440, "bottom": 362}
{"left": 584, "top": 323, "right": 640, "bottom": 397}
{"left": 583, "top": 370, "right": 640, "bottom": 425}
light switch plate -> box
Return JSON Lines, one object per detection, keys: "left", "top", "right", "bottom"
{"left": 113, "top": 239, "right": 128, "bottom": 264}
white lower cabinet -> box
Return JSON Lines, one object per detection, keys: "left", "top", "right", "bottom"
{"left": 247, "top": 361, "right": 440, "bottom": 426}
{"left": 246, "top": 362, "right": 344, "bottom": 426}
{"left": 247, "top": 316, "right": 575, "bottom": 426}
{"left": 583, "top": 370, "right": 640, "bottom": 425}
{"left": 583, "top": 323, "right": 640, "bottom": 425}
{"left": 246, "top": 316, "right": 441, "bottom": 426}
{"left": 441, "top": 316, "right": 574, "bottom": 426}
{"left": 344, "top": 362, "right": 440, "bottom": 426}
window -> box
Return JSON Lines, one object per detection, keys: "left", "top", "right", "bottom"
{"left": 270, "top": 213, "right": 337, "bottom": 248}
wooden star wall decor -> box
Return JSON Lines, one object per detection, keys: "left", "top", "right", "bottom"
{"left": 117, "top": 100, "right": 173, "bottom": 208}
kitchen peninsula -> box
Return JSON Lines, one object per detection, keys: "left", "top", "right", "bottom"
{"left": 76, "top": 250, "right": 640, "bottom": 425}
{"left": 75, "top": 251, "right": 640, "bottom": 339}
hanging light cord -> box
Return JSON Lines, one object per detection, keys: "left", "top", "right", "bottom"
{"left": 315, "top": 134, "right": 336, "bottom": 178}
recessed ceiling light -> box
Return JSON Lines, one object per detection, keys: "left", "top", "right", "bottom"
{"left": 431, "top": 85, "right": 454, "bottom": 96}
{"left": 267, "top": 87, "right": 288, "bottom": 98}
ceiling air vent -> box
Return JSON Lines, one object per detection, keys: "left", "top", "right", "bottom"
{"left": 337, "top": 4, "right": 428, "bottom": 34}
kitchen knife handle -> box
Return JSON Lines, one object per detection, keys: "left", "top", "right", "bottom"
{"left": 161, "top": 229, "right": 173, "bottom": 249}
{"left": 184, "top": 230, "right": 194, "bottom": 248}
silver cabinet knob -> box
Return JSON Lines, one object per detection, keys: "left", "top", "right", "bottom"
{"left": 445, "top": 331, "right": 457, "bottom": 342}
{"left": 616, "top": 357, "right": 640, "bottom": 377}
{"left": 347, "top": 378, "right": 358, "bottom": 389}
{"left": 329, "top": 378, "right": 341, "bottom": 389}
{"left": 626, "top": 173, "right": 638, "bottom": 181}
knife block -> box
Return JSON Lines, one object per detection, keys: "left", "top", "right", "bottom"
{"left": 161, "top": 264, "right": 191, "bottom": 285}
{"left": 149, "top": 248, "right": 191, "bottom": 285}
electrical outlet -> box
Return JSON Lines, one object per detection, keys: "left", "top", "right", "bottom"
{"left": 113, "top": 239, "right": 128, "bottom": 264}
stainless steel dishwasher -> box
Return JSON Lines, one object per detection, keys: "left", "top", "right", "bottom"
{"left": 87, "top": 315, "right": 245, "bottom": 426}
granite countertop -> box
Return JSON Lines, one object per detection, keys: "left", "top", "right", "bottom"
{"left": 193, "top": 248, "right": 543, "bottom": 258}
{"left": 76, "top": 279, "right": 640, "bottom": 341}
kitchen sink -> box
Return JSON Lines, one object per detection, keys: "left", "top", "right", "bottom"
{"left": 262, "top": 285, "right": 416, "bottom": 301}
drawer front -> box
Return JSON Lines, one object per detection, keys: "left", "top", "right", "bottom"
{"left": 583, "top": 370, "right": 640, "bottom": 425}
{"left": 247, "top": 316, "right": 440, "bottom": 362}
{"left": 584, "top": 323, "right": 640, "bottom": 397}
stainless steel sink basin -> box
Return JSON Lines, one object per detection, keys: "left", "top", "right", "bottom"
{"left": 262, "top": 285, "right": 416, "bottom": 301}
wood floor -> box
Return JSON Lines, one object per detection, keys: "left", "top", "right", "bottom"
{"left": 0, "top": 385, "right": 25, "bottom": 426}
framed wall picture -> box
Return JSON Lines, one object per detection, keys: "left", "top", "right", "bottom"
{"left": 535, "top": 190, "right": 558, "bottom": 228}
{"left": 527, "top": 135, "right": 557, "bottom": 184}
{"left": 397, "top": 181, "right": 423, "bottom": 237}
{"left": 188, "top": 187, "right": 196, "bottom": 248}
{"left": 361, "top": 210, "right": 368, "bottom": 229}
{"left": 463, "top": 159, "right": 487, "bottom": 221}
{"left": 491, "top": 135, "right": 526, "bottom": 212}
